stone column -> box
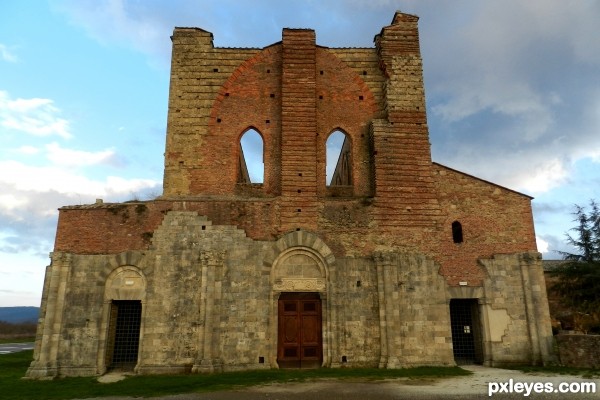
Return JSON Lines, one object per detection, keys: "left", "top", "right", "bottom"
{"left": 26, "top": 252, "right": 72, "bottom": 378}
{"left": 374, "top": 252, "right": 400, "bottom": 368}
{"left": 193, "top": 251, "right": 224, "bottom": 373}
{"left": 519, "top": 252, "right": 555, "bottom": 365}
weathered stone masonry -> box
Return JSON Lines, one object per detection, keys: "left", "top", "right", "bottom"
{"left": 27, "top": 12, "right": 554, "bottom": 378}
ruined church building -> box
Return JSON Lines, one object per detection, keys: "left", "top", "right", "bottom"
{"left": 27, "top": 12, "right": 554, "bottom": 378}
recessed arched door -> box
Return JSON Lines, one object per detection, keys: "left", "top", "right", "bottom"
{"left": 277, "top": 292, "right": 322, "bottom": 368}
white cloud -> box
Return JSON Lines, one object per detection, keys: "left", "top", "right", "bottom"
{"left": 0, "top": 194, "right": 29, "bottom": 214}
{"left": 45, "top": 142, "right": 116, "bottom": 167}
{"left": 14, "top": 145, "right": 41, "bottom": 155}
{"left": 0, "top": 160, "right": 157, "bottom": 199}
{"left": 0, "top": 91, "right": 72, "bottom": 138}
{"left": 536, "top": 236, "right": 549, "bottom": 254}
{"left": 524, "top": 162, "right": 569, "bottom": 194}
{"left": 0, "top": 44, "right": 18, "bottom": 62}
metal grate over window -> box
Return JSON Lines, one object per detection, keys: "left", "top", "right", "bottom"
{"left": 109, "top": 300, "right": 142, "bottom": 370}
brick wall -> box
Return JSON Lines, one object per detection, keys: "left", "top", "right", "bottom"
{"left": 433, "top": 163, "right": 537, "bottom": 286}
{"left": 54, "top": 12, "right": 538, "bottom": 286}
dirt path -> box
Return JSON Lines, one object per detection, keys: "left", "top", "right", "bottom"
{"left": 82, "top": 366, "right": 600, "bottom": 400}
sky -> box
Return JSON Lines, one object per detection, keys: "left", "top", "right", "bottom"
{"left": 0, "top": 0, "right": 599, "bottom": 307}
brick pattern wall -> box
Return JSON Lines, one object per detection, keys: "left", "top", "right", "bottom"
{"left": 280, "top": 29, "right": 318, "bottom": 232}
{"left": 433, "top": 164, "right": 537, "bottom": 286}
{"left": 29, "top": 13, "right": 556, "bottom": 378}
{"left": 163, "top": 28, "right": 259, "bottom": 196}
{"left": 55, "top": 12, "right": 537, "bottom": 292}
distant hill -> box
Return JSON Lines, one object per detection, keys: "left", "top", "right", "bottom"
{"left": 0, "top": 307, "right": 40, "bottom": 323}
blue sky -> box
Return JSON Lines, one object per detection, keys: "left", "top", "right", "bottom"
{"left": 1, "top": 0, "right": 599, "bottom": 307}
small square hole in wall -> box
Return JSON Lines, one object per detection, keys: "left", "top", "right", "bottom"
{"left": 201, "top": 226, "right": 206, "bottom": 230}
{"left": 342, "top": 356, "right": 348, "bottom": 363}
{"left": 319, "top": 95, "right": 323, "bottom": 100}
{"left": 266, "top": 119, "right": 270, "bottom": 124}
{"left": 297, "top": 209, "right": 301, "bottom": 212}
{"left": 320, "top": 70, "right": 324, "bottom": 75}
{"left": 217, "top": 118, "right": 222, "bottom": 123}
{"left": 225, "top": 92, "right": 230, "bottom": 97}
{"left": 356, "top": 280, "right": 362, "bottom": 287}
{"left": 359, "top": 95, "right": 364, "bottom": 100}
{"left": 298, "top": 173, "right": 302, "bottom": 177}
{"left": 259, "top": 356, "right": 265, "bottom": 363}
{"left": 363, "top": 70, "right": 367, "bottom": 75}
{"left": 213, "top": 68, "right": 219, "bottom": 72}
{"left": 270, "top": 93, "right": 275, "bottom": 98}
{"left": 266, "top": 69, "right": 271, "bottom": 73}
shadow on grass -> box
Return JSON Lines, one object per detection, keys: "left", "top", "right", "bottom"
{"left": 1, "top": 350, "right": 471, "bottom": 400}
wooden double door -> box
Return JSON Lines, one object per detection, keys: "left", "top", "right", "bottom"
{"left": 277, "top": 292, "right": 322, "bottom": 368}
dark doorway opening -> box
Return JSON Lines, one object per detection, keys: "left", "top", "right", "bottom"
{"left": 449, "top": 299, "right": 483, "bottom": 365}
{"left": 106, "top": 300, "right": 142, "bottom": 371}
{"left": 277, "top": 292, "right": 322, "bottom": 369}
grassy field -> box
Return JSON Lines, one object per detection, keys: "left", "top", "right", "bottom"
{"left": 1, "top": 350, "right": 471, "bottom": 400}
{"left": 0, "top": 336, "right": 35, "bottom": 344}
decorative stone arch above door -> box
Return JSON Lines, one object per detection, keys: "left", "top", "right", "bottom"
{"left": 264, "top": 230, "right": 335, "bottom": 272}
{"left": 104, "top": 265, "right": 147, "bottom": 301}
{"left": 264, "top": 230, "right": 335, "bottom": 368}
{"left": 99, "top": 264, "right": 147, "bottom": 374}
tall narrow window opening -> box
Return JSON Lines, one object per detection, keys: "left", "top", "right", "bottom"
{"left": 239, "top": 128, "right": 264, "bottom": 184}
{"left": 452, "top": 221, "right": 464, "bottom": 243}
{"left": 326, "top": 130, "right": 351, "bottom": 186}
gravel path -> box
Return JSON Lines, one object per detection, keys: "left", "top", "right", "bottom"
{"left": 81, "top": 365, "right": 600, "bottom": 400}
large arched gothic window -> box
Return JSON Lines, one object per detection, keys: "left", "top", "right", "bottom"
{"left": 326, "top": 129, "right": 351, "bottom": 186}
{"left": 238, "top": 128, "right": 264, "bottom": 184}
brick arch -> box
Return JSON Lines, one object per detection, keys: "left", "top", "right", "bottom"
{"left": 209, "top": 44, "right": 281, "bottom": 126}
{"left": 238, "top": 126, "right": 265, "bottom": 184}
{"left": 238, "top": 125, "right": 264, "bottom": 142}
{"left": 205, "top": 44, "right": 282, "bottom": 195}
{"left": 316, "top": 48, "right": 379, "bottom": 196}
{"left": 325, "top": 127, "right": 351, "bottom": 142}
{"left": 325, "top": 128, "right": 353, "bottom": 187}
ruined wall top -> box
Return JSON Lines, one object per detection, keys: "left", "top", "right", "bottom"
{"left": 162, "top": 12, "right": 429, "bottom": 201}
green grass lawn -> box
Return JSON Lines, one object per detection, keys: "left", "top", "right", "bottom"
{"left": 0, "top": 336, "right": 35, "bottom": 344}
{"left": 1, "top": 350, "right": 470, "bottom": 400}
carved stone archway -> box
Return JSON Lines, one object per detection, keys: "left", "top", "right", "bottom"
{"left": 265, "top": 230, "right": 335, "bottom": 368}
{"left": 98, "top": 265, "right": 147, "bottom": 374}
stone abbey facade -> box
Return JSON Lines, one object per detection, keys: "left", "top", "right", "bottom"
{"left": 27, "top": 12, "right": 554, "bottom": 378}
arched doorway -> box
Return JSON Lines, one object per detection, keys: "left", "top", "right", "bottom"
{"left": 100, "top": 266, "right": 146, "bottom": 373}
{"left": 269, "top": 242, "right": 331, "bottom": 369}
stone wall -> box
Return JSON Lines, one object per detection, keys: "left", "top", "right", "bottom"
{"left": 555, "top": 334, "right": 600, "bottom": 368}
{"left": 27, "top": 12, "right": 556, "bottom": 378}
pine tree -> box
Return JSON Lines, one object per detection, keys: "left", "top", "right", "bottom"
{"left": 551, "top": 200, "right": 600, "bottom": 321}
